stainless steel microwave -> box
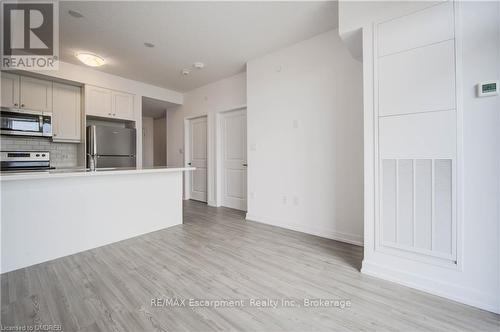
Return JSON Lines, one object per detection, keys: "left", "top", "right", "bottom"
{"left": 0, "top": 107, "right": 52, "bottom": 137}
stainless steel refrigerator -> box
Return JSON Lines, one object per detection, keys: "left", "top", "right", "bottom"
{"left": 86, "top": 125, "right": 136, "bottom": 168}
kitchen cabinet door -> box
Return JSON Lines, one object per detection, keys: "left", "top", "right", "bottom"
{"left": 112, "top": 91, "right": 134, "bottom": 120}
{"left": 1, "top": 72, "right": 20, "bottom": 108}
{"left": 19, "top": 75, "right": 53, "bottom": 112}
{"left": 85, "top": 85, "right": 113, "bottom": 118}
{"left": 53, "top": 83, "right": 82, "bottom": 142}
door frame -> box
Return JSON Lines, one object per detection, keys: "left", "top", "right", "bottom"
{"left": 184, "top": 115, "right": 208, "bottom": 201}
{"left": 215, "top": 106, "right": 247, "bottom": 207}
{"left": 182, "top": 104, "right": 247, "bottom": 206}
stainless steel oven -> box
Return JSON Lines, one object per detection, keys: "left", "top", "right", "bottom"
{"left": 0, "top": 107, "right": 52, "bottom": 137}
{"left": 0, "top": 151, "right": 51, "bottom": 171}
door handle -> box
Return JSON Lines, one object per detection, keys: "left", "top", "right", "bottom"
{"left": 243, "top": 163, "right": 248, "bottom": 167}
{"left": 188, "top": 162, "right": 192, "bottom": 166}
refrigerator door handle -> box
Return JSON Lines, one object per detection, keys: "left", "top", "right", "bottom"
{"left": 92, "top": 126, "right": 97, "bottom": 156}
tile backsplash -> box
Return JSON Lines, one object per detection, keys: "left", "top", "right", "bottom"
{"left": 1, "top": 136, "right": 79, "bottom": 168}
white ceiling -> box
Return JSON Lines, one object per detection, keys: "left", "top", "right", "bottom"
{"left": 142, "top": 96, "right": 177, "bottom": 118}
{"left": 60, "top": 1, "right": 338, "bottom": 92}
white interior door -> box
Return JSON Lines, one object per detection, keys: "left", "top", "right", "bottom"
{"left": 221, "top": 109, "right": 247, "bottom": 210}
{"left": 189, "top": 116, "right": 208, "bottom": 202}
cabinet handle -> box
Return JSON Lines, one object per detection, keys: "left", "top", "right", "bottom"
{"left": 21, "top": 104, "right": 25, "bottom": 107}
{"left": 14, "top": 103, "right": 18, "bottom": 107}
{"left": 108, "top": 113, "right": 112, "bottom": 115}
{"left": 113, "top": 113, "right": 116, "bottom": 116}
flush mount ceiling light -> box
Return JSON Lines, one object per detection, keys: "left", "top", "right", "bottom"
{"left": 68, "top": 10, "right": 84, "bottom": 18}
{"left": 75, "top": 52, "right": 105, "bottom": 67}
{"left": 144, "top": 42, "right": 155, "bottom": 48}
{"left": 181, "top": 68, "right": 191, "bottom": 76}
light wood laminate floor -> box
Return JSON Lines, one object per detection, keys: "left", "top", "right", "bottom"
{"left": 2, "top": 200, "right": 499, "bottom": 331}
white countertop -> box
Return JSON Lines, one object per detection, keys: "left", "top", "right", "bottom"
{"left": 0, "top": 166, "right": 195, "bottom": 181}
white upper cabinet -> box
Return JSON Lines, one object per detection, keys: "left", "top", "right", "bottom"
{"left": 85, "top": 85, "right": 113, "bottom": 118}
{"left": 1, "top": 72, "right": 20, "bottom": 108}
{"left": 112, "top": 91, "right": 134, "bottom": 120}
{"left": 2, "top": 74, "right": 54, "bottom": 112}
{"left": 19, "top": 76, "right": 53, "bottom": 112}
{"left": 85, "top": 85, "right": 135, "bottom": 120}
{"left": 52, "top": 83, "right": 82, "bottom": 142}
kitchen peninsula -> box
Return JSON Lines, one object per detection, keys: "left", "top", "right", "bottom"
{"left": 1, "top": 166, "right": 194, "bottom": 273}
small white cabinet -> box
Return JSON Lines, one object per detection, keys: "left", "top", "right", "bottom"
{"left": 85, "top": 85, "right": 134, "bottom": 120}
{"left": 52, "top": 83, "right": 82, "bottom": 142}
{"left": 85, "top": 85, "right": 113, "bottom": 118}
{"left": 112, "top": 91, "right": 134, "bottom": 120}
{"left": 1, "top": 72, "right": 20, "bottom": 108}
{"left": 1, "top": 73, "right": 53, "bottom": 112}
{"left": 19, "top": 76, "right": 53, "bottom": 112}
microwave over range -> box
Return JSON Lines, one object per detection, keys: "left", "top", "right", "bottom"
{"left": 0, "top": 107, "right": 52, "bottom": 137}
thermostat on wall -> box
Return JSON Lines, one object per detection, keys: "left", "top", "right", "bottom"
{"left": 476, "top": 81, "right": 498, "bottom": 97}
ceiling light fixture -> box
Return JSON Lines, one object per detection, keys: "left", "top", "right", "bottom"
{"left": 144, "top": 42, "right": 155, "bottom": 48}
{"left": 181, "top": 68, "right": 191, "bottom": 76}
{"left": 68, "top": 10, "right": 84, "bottom": 18}
{"left": 75, "top": 52, "right": 105, "bottom": 67}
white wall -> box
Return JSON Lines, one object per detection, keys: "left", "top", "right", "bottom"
{"left": 246, "top": 29, "right": 364, "bottom": 245}
{"left": 167, "top": 72, "right": 246, "bottom": 205}
{"left": 142, "top": 117, "right": 154, "bottom": 167}
{"left": 350, "top": 1, "right": 500, "bottom": 313}
{"left": 460, "top": 1, "right": 500, "bottom": 313}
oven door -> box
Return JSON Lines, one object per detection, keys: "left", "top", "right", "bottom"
{"left": 0, "top": 108, "right": 52, "bottom": 137}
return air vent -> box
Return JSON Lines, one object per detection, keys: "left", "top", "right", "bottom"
{"left": 381, "top": 159, "right": 455, "bottom": 261}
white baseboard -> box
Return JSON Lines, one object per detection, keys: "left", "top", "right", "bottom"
{"left": 362, "top": 260, "right": 500, "bottom": 314}
{"left": 207, "top": 200, "right": 218, "bottom": 207}
{"left": 245, "top": 213, "right": 363, "bottom": 247}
